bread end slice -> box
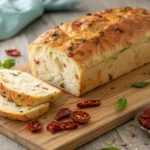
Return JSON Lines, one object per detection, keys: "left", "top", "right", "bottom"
{"left": 0, "top": 95, "right": 50, "bottom": 121}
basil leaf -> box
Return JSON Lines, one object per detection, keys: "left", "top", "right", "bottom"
{"left": 15, "top": 103, "right": 21, "bottom": 107}
{"left": 116, "top": 97, "right": 127, "bottom": 111}
{"left": 2, "top": 59, "right": 15, "bottom": 69}
{"left": 120, "top": 45, "right": 130, "bottom": 53}
{"left": 98, "top": 146, "right": 120, "bottom": 150}
{"left": 0, "top": 59, "right": 15, "bottom": 69}
{"left": 10, "top": 73, "right": 19, "bottom": 76}
{"left": 132, "top": 82, "right": 150, "bottom": 88}
{"left": 0, "top": 61, "right": 2, "bottom": 67}
{"left": 60, "top": 83, "right": 65, "bottom": 88}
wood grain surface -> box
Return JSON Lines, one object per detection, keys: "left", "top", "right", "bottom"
{"left": 0, "top": 62, "right": 149, "bottom": 150}
{"left": 0, "top": 0, "right": 150, "bottom": 150}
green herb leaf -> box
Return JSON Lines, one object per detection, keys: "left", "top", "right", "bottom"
{"left": 116, "top": 97, "right": 127, "bottom": 111}
{"left": 0, "top": 61, "right": 2, "bottom": 67}
{"left": 120, "top": 45, "right": 130, "bottom": 53}
{"left": 15, "top": 103, "right": 21, "bottom": 107}
{"left": 60, "top": 83, "right": 65, "bottom": 88}
{"left": 0, "top": 59, "right": 15, "bottom": 69}
{"left": 10, "top": 73, "right": 19, "bottom": 76}
{"left": 132, "top": 82, "right": 150, "bottom": 88}
{"left": 98, "top": 146, "right": 120, "bottom": 150}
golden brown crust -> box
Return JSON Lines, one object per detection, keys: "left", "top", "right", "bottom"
{"left": 29, "top": 7, "right": 150, "bottom": 68}
{"left": 0, "top": 72, "right": 62, "bottom": 106}
{"left": 0, "top": 110, "right": 28, "bottom": 121}
{"left": 0, "top": 103, "right": 49, "bottom": 121}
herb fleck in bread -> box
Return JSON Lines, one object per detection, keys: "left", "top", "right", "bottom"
{"left": 0, "top": 69, "right": 62, "bottom": 106}
{"left": 28, "top": 7, "right": 150, "bottom": 96}
{"left": 0, "top": 95, "right": 49, "bottom": 121}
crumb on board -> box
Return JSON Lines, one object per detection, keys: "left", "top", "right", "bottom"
{"left": 143, "top": 142, "right": 148, "bottom": 145}
{"left": 109, "top": 137, "right": 116, "bottom": 145}
{"left": 110, "top": 87, "right": 115, "bottom": 90}
{"left": 101, "top": 92, "right": 106, "bottom": 95}
{"left": 129, "top": 123, "right": 137, "bottom": 129}
{"left": 130, "top": 132, "right": 136, "bottom": 138}
{"left": 121, "top": 142, "right": 127, "bottom": 146}
{"left": 44, "top": 116, "right": 47, "bottom": 119}
{"left": 0, "top": 117, "right": 5, "bottom": 120}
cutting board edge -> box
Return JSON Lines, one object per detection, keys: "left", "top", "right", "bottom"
{"left": 0, "top": 101, "right": 149, "bottom": 150}
{"left": 0, "top": 114, "right": 133, "bottom": 150}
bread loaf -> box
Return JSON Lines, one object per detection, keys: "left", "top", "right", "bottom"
{"left": 0, "top": 69, "right": 62, "bottom": 106}
{"left": 28, "top": 7, "right": 150, "bottom": 96}
{"left": 0, "top": 95, "right": 49, "bottom": 121}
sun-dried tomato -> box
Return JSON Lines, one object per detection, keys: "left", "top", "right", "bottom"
{"left": 139, "top": 108, "right": 150, "bottom": 130}
{"left": 77, "top": 100, "right": 101, "bottom": 108}
{"left": 141, "top": 109, "right": 150, "bottom": 119}
{"left": 46, "top": 121, "right": 61, "bottom": 133}
{"left": 71, "top": 111, "right": 90, "bottom": 124}
{"left": 60, "top": 121, "right": 78, "bottom": 130}
{"left": 55, "top": 108, "right": 71, "bottom": 121}
{"left": 46, "top": 120, "right": 78, "bottom": 133}
{"left": 34, "top": 59, "right": 40, "bottom": 64}
{"left": 26, "top": 120, "right": 42, "bottom": 132}
{"left": 140, "top": 117, "right": 150, "bottom": 129}
{"left": 5, "top": 49, "right": 21, "bottom": 56}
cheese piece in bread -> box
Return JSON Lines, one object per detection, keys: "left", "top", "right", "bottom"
{"left": 28, "top": 7, "right": 150, "bottom": 96}
{"left": 0, "top": 69, "right": 62, "bottom": 106}
{"left": 0, "top": 95, "right": 49, "bottom": 121}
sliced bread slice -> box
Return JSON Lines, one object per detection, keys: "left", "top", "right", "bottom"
{"left": 0, "top": 95, "right": 50, "bottom": 121}
{"left": 0, "top": 69, "right": 62, "bottom": 106}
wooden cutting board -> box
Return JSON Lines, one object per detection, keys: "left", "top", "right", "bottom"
{"left": 0, "top": 63, "right": 150, "bottom": 150}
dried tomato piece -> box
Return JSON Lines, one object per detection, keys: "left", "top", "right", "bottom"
{"left": 139, "top": 108, "right": 150, "bottom": 130}
{"left": 139, "top": 117, "right": 150, "bottom": 129}
{"left": 77, "top": 100, "right": 101, "bottom": 108}
{"left": 71, "top": 111, "right": 90, "bottom": 124}
{"left": 55, "top": 108, "right": 71, "bottom": 121}
{"left": 5, "top": 49, "right": 21, "bottom": 56}
{"left": 26, "top": 120, "right": 42, "bottom": 132}
{"left": 60, "top": 121, "right": 78, "bottom": 130}
{"left": 34, "top": 59, "right": 40, "bottom": 64}
{"left": 142, "top": 114, "right": 150, "bottom": 119}
{"left": 46, "top": 121, "right": 61, "bottom": 133}
{"left": 142, "top": 110, "right": 150, "bottom": 119}
{"left": 46, "top": 120, "right": 78, "bottom": 133}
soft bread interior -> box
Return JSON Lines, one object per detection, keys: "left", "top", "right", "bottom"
{"left": 29, "top": 37, "right": 150, "bottom": 96}
{"left": 0, "top": 95, "right": 48, "bottom": 113}
{"left": 0, "top": 95, "right": 49, "bottom": 121}
{"left": 29, "top": 45, "right": 81, "bottom": 96}
{"left": 0, "top": 69, "right": 58, "bottom": 96}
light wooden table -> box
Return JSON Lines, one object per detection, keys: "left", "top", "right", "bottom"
{"left": 0, "top": 0, "right": 150, "bottom": 149}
